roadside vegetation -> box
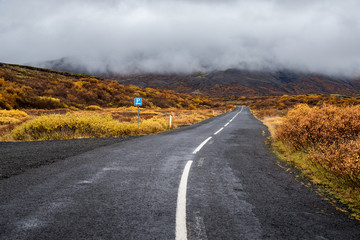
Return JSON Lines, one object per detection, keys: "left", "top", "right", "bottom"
{"left": 7, "top": 112, "right": 167, "bottom": 141}
{"left": 231, "top": 94, "right": 360, "bottom": 118}
{"left": 0, "top": 108, "right": 230, "bottom": 141}
{"left": 245, "top": 95, "right": 360, "bottom": 220}
{"left": 0, "top": 62, "right": 233, "bottom": 141}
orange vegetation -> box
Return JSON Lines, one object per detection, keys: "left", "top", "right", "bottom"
{"left": 239, "top": 94, "right": 360, "bottom": 119}
{"left": 275, "top": 104, "right": 360, "bottom": 186}
{"left": 0, "top": 63, "right": 218, "bottom": 110}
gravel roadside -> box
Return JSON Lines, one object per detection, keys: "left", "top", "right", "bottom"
{"left": 0, "top": 137, "right": 134, "bottom": 180}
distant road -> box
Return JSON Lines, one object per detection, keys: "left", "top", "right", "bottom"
{"left": 1, "top": 107, "right": 359, "bottom": 239}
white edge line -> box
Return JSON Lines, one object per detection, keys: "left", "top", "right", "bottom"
{"left": 214, "top": 127, "right": 224, "bottom": 135}
{"left": 176, "top": 160, "right": 193, "bottom": 240}
{"left": 224, "top": 123, "right": 229, "bottom": 127}
{"left": 193, "top": 137, "right": 212, "bottom": 154}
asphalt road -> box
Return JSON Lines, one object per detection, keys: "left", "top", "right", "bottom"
{"left": 1, "top": 107, "right": 359, "bottom": 239}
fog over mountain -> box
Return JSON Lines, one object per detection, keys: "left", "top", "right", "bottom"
{"left": 1, "top": 0, "right": 360, "bottom": 76}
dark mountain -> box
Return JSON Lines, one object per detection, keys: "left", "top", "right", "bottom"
{"left": 35, "top": 57, "right": 91, "bottom": 75}
{"left": 36, "top": 58, "right": 360, "bottom": 96}
{"left": 109, "top": 69, "right": 360, "bottom": 96}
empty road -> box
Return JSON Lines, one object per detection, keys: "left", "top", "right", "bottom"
{"left": 1, "top": 107, "right": 359, "bottom": 239}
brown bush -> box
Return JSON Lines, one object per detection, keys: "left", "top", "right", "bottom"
{"left": 275, "top": 104, "right": 360, "bottom": 185}
{"left": 0, "top": 65, "right": 218, "bottom": 110}
{"left": 311, "top": 141, "right": 360, "bottom": 185}
{"left": 275, "top": 104, "right": 360, "bottom": 150}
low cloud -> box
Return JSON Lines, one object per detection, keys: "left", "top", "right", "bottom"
{"left": 0, "top": 0, "right": 360, "bottom": 75}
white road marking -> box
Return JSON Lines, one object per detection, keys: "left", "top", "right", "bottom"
{"left": 197, "top": 157, "right": 205, "bottom": 167}
{"left": 17, "top": 218, "right": 44, "bottom": 230}
{"left": 174, "top": 106, "right": 245, "bottom": 239}
{"left": 78, "top": 180, "right": 92, "bottom": 184}
{"left": 214, "top": 127, "right": 224, "bottom": 135}
{"left": 194, "top": 211, "right": 208, "bottom": 240}
{"left": 176, "top": 160, "right": 193, "bottom": 240}
{"left": 193, "top": 137, "right": 212, "bottom": 154}
{"left": 102, "top": 167, "right": 121, "bottom": 171}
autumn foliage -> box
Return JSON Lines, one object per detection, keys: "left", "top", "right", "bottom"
{"left": 9, "top": 113, "right": 168, "bottom": 140}
{"left": 0, "top": 63, "right": 216, "bottom": 110}
{"left": 275, "top": 104, "right": 360, "bottom": 186}
{"left": 240, "top": 94, "right": 360, "bottom": 119}
{"left": 4, "top": 108, "right": 226, "bottom": 141}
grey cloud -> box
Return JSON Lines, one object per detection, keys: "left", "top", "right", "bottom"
{"left": 0, "top": 0, "right": 360, "bottom": 76}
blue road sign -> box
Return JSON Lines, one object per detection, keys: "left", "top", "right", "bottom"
{"left": 134, "top": 98, "right": 142, "bottom": 106}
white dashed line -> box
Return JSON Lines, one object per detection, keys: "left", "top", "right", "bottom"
{"left": 215, "top": 107, "right": 243, "bottom": 135}
{"left": 193, "top": 137, "right": 212, "bottom": 154}
{"left": 214, "top": 127, "right": 224, "bottom": 135}
{"left": 175, "top": 106, "right": 244, "bottom": 239}
{"left": 176, "top": 160, "right": 193, "bottom": 240}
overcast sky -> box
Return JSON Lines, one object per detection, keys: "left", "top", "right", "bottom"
{"left": 1, "top": 0, "right": 360, "bottom": 75}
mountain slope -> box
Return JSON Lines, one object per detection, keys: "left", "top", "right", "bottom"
{"left": 18, "top": 58, "right": 360, "bottom": 97}
{"left": 110, "top": 69, "right": 360, "bottom": 96}
{"left": 0, "top": 62, "right": 214, "bottom": 109}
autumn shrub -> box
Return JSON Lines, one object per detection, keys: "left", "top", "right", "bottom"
{"left": 275, "top": 104, "right": 360, "bottom": 150}
{"left": 85, "top": 105, "right": 103, "bottom": 111}
{"left": 138, "top": 117, "right": 167, "bottom": 133}
{"left": 275, "top": 104, "right": 360, "bottom": 186}
{"left": 0, "top": 109, "right": 28, "bottom": 125}
{"left": 30, "top": 96, "right": 65, "bottom": 109}
{"left": 311, "top": 140, "right": 360, "bottom": 185}
{"left": 0, "top": 109, "right": 29, "bottom": 119}
{"left": 0, "top": 117, "right": 21, "bottom": 125}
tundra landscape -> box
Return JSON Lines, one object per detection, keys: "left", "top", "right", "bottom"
{"left": 1, "top": 0, "right": 360, "bottom": 239}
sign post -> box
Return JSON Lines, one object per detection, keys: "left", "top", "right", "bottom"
{"left": 134, "top": 98, "right": 142, "bottom": 126}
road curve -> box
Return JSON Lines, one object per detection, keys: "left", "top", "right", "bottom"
{"left": 1, "top": 107, "right": 359, "bottom": 239}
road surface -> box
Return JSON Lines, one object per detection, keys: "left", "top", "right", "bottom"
{"left": 1, "top": 107, "right": 359, "bottom": 239}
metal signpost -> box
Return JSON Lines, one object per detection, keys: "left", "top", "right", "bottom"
{"left": 134, "top": 98, "right": 142, "bottom": 126}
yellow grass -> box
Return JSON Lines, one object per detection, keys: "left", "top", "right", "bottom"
{"left": 0, "top": 109, "right": 29, "bottom": 126}
{"left": 0, "top": 109, "right": 29, "bottom": 119}
{"left": 261, "top": 116, "right": 283, "bottom": 136}
{"left": 0, "top": 117, "right": 21, "bottom": 125}
{"left": 2, "top": 107, "right": 226, "bottom": 141}
{"left": 6, "top": 112, "right": 167, "bottom": 141}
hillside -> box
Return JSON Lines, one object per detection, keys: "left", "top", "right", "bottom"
{"left": 109, "top": 69, "right": 360, "bottom": 97}
{"left": 0, "top": 62, "right": 214, "bottom": 110}
{"left": 36, "top": 57, "right": 360, "bottom": 97}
